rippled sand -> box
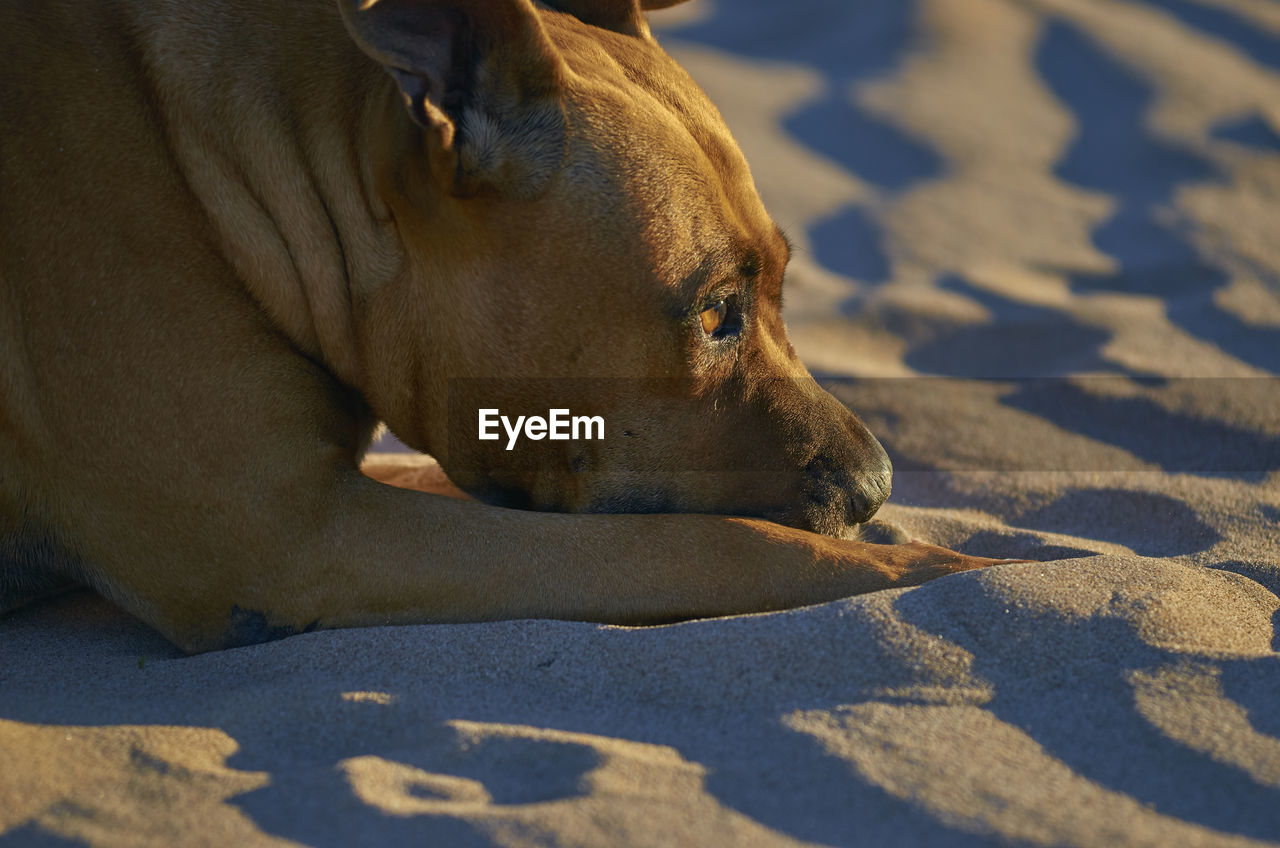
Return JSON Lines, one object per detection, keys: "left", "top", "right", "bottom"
{"left": 4, "top": 1, "right": 1279, "bottom": 844}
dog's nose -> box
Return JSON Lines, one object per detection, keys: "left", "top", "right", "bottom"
{"left": 847, "top": 457, "right": 892, "bottom": 525}
{"left": 800, "top": 434, "right": 892, "bottom": 530}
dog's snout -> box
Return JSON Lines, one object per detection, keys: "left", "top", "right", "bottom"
{"left": 798, "top": 431, "right": 892, "bottom": 532}
{"left": 830, "top": 401, "right": 893, "bottom": 526}
{"left": 779, "top": 385, "right": 896, "bottom": 535}
{"left": 847, "top": 455, "right": 892, "bottom": 525}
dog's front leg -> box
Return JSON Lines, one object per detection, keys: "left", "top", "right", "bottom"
{"left": 83, "top": 456, "right": 1002, "bottom": 654}
{"left": 167, "top": 457, "right": 988, "bottom": 646}
{"left": 295, "top": 473, "right": 1002, "bottom": 633}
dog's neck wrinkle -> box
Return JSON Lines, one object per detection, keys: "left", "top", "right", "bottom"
{"left": 132, "top": 0, "right": 406, "bottom": 392}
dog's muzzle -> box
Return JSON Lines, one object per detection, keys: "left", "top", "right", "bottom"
{"left": 846, "top": 450, "right": 892, "bottom": 525}
{"left": 802, "top": 436, "right": 892, "bottom": 530}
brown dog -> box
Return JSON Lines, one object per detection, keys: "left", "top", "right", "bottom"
{"left": 0, "top": 0, "right": 1001, "bottom": 653}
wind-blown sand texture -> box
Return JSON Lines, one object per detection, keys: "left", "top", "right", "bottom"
{"left": 3, "top": 0, "right": 1279, "bottom": 845}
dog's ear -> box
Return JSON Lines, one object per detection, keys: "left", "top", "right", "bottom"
{"left": 339, "top": 0, "right": 567, "bottom": 198}
{"left": 541, "top": 0, "right": 692, "bottom": 36}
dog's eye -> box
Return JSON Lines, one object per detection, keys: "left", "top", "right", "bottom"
{"left": 699, "top": 299, "right": 728, "bottom": 336}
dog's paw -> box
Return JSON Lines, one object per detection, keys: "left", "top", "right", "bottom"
{"left": 362, "top": 453, "right": 470, "bottom": 499}
{"left": 886, "top": 541, "right": 1026, "bottom": 587}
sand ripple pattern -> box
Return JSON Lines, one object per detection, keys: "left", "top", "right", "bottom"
{"left": 4, "top": 1, "right": 1280, "bottom": 845}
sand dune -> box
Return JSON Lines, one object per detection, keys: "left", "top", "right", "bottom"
{"left": 4, "top": 0, "right": 1279, "bottom": 844}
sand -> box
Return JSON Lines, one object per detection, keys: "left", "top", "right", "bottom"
{"left": 3, "top": 0, "right": 1279, "bottom": 845}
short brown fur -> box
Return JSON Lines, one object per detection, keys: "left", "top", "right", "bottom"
{"left": 0, "top": 0, "right": 1003, "bottom": 652}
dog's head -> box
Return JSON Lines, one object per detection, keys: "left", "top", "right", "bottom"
{"left": 344, "top": 0, "right": 891, "bottom": 536}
